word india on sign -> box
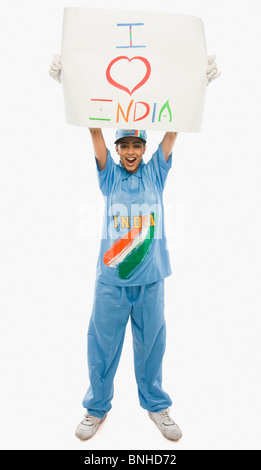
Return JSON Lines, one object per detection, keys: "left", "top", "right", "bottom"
{"left": 61, "top": 8, "right": 208, "bottom": 131}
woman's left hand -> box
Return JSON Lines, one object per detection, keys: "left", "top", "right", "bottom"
{"left": 207, "top": 55, "right": 221, "bottom": 85}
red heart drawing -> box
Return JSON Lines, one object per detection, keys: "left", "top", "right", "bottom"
{"left": 106, "top": 56, "right": 151, "bottom": 95}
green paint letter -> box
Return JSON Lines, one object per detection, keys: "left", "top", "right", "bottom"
{"left": 158, "top": 99, "right": 172, "bottom": 122}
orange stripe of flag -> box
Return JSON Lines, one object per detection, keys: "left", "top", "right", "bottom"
{"left": 103, "top": 218, "right": 145, "bottom": 266}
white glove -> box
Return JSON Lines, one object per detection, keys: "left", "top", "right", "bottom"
{"left": 49, "top": 54, "right": 62, "bottom": 83}
{"left": 206, "top": 55, "right": 221, "bottom": 85}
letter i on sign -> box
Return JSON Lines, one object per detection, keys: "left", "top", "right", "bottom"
{"left": 116, "top": 23, "right": 146, "bottom": 48}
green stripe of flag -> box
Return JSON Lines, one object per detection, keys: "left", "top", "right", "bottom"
{"left": 117, "top": 213, "right": 157, "bottom": 280}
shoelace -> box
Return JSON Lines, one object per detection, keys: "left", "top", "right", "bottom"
{"left": 82, "top": 413, "right": 98, "bottom": 425}
{"left": 159, "top": 409, "right": 175, "bottom": 425}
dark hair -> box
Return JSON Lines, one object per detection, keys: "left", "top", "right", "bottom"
{"left": 116, "top": 138, "right": 146, "bottom": 146}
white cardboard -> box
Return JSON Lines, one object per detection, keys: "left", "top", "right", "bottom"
{"left": 61, "top": 8, "right": 208, "bottom": 132}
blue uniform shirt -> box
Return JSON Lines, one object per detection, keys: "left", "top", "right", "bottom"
{"left": 95, "top": 143, "right": 172, "bottom": 286}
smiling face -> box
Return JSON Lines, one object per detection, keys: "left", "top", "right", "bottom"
{"left": 115, "top": 137, "right": 146, "bottom": 174}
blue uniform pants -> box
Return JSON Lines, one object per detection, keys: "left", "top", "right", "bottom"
{"left": 82, "top": 279, "right": 172, "bottom": 418}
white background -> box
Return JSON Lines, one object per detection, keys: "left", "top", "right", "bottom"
{"left": 0, "top": 0, "right": 260, "bottom": 451}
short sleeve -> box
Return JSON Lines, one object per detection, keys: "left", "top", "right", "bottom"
{"left": 146, "top": 143, "right": 172, "bottom": 192}
{"left": 95, "top": 149, "right": 116, "bottom": 196}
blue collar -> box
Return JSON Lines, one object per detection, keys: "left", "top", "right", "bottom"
{"left": 120, "top": 160, "right": 145, "bottom": 180}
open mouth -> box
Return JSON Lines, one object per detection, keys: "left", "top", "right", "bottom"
{"left": 126, "top": 157, "right": 136, "bottom": 165}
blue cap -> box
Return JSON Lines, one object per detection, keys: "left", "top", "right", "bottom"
{"left": 114, "top": 129, "right": 147, "bottom": 144}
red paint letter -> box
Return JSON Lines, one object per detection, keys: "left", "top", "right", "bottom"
{"left": 133, "top": 101, "right": 150, "bottom": 121}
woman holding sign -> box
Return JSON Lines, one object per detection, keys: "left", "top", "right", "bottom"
{"left": 49, "top": 54, "right": 220, "bottom": 441}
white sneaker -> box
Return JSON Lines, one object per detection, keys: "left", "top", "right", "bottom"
{"left": 75, "top": 412, "right": 107, "bottom": 440}
{"left": 148, "top": 408, "right": 182, "bottom": 441}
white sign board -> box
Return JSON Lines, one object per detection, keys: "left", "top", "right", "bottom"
{"left": 61, "top": 8, "right": 208, "bottom": 132}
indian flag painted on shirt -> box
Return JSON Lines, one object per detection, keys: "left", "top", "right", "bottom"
{"left": 103, "top": 213, "right": 157, "bottom": 280}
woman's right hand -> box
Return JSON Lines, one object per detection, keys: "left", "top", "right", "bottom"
{"left": 49, "top": 54, "right": 62, "bottom": 83}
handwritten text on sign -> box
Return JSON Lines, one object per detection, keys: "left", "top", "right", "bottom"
{"left": 61, "top": 8, "right": 208, "bottom": 131}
